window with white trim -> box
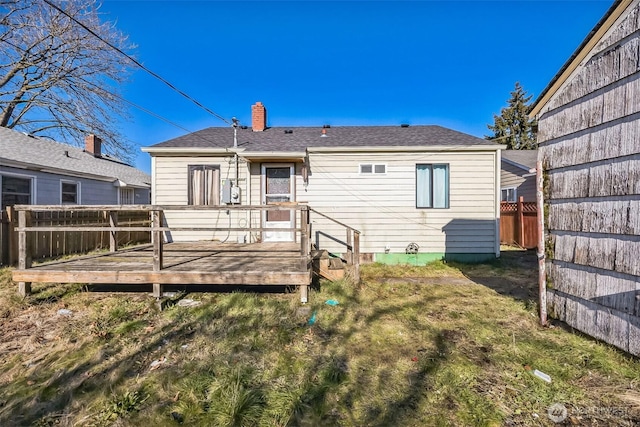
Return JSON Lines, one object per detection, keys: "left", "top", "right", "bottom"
{"left": 416, "top": 164, "right": 449, "bottom": 208}
{"left": 501, "top": 187, "right": 517, "bottom": 202}
{"left": 188, "top": 165, "right": 220, "bottom": 205}
{"left": 1, "top": 175, "right": 32, "bottom": 208}
{"left": 61, "top": 181, "right": 79, "bottom": 204}
{"left": 359, "top": 163, "right": 386, "bottom": 174}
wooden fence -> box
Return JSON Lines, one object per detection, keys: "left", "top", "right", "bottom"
{"left": 0, "top": 207, "right": 151, "bottom": 266}
{"left": 500, "top": 197, "right": 538, "bottom": 249}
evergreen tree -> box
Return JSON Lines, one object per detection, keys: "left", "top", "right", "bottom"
{"left": 486, "top": 82, "right": 537, "bottom": 150}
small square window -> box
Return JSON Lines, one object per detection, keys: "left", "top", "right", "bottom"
{"left": 501, "top": 188, "right": 517, "bottom": 202}
{"left": 360, "top": 164, "right": 373, "bottom": 174}
{"left": 360, "top": 163, "right": 386, "bottom": 174}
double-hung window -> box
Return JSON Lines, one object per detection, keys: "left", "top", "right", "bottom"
{"left": 416, "top": 164, "right": 449, "bottom": 208}
{"left": 1, "top": 175, "right": 32, "bottom": 208}
{"left": 188, "top": 165, "right": 220, "bottom": 205}
{"left": 61, "top": 181, "right": 79, "bottom": 204}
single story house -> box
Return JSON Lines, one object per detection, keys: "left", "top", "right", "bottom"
{"left": 500, "top": 149, "right": 537, "bottom": 202}
{"left": 143, "top": 102, "right": 504, "bottom": 264}
{"left": 0, "top": 126, "right": 151, "bottom": 208}
{"left": 530, "top": 0, "right": 640, "bottom": 356}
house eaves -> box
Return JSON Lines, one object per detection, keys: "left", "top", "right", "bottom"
{"left": 306, "top": 145, "right": 505, "bottom": 153}
{"left": 239, "top": 152, "right": 307, "bottom": 161}
{"left": 1, "top": 158, "right": 120, "bottom": 184}
{"left": 141, "top": 147, "right": 235, "bottom": 155}
{"left": 530, "top": 0, "right": 629, "bottom": 117}
{"left": 502, "top": 157, "right": 536, "bottom": 173}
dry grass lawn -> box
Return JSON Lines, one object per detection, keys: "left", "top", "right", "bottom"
{"left": 0, "top": 251, "right": 638, "bottom": 426}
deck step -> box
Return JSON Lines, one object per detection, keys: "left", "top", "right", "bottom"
{"left": 312, "top": 250, "right": 346, "bottom": 281}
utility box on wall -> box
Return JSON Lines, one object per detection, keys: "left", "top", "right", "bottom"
{"left": 222, "top": 180, "right": 241, "bottom": 204}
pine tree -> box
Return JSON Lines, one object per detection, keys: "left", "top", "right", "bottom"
{"left": 486, "top": 82, "right": 537, "bottom": 150}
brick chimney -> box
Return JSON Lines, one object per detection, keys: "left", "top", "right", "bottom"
{"left": 251, "top": 102, "right": 267, "bottom": 132}
{"left": 84, "top": 134, "right": 102, "bottom": 157}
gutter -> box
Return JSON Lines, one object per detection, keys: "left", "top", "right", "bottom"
{"left": 307, "top": 145, "right": 505, "bottom": 153}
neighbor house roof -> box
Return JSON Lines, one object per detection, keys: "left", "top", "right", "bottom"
{"left": 0, "top": 126, "right": 150, "bottom": 188}
{"left": 145, "top": 125, "right": 501, "bottom": 153}
{"left": 501, "top": 149, "right": 538, "bottom": 172}
{"left": 530, "top": 0, "right": 628, "bottom": 117}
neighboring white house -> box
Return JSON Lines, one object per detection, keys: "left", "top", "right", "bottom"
{"left": 143, "top": 102, "right": 505, "bottom": 264}
{"left": 500, "top": 150, "right": 537, "bottom": 202}
{"left": 0, "top": 126, "right": 151, "bottom": 208}
{"left": 531, "top": 0, "right": 640, "bottom": 356}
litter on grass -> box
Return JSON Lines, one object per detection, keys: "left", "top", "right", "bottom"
{"left": 325, "top": 299, "right": 339, "bottom": 306}
{"left": 308, "top": 311, "right": 317, "bottom": 325}
{"left": 57, "top": 309, "right": 73, "bottom": 316}
{"left": 177, "top": 299, "right": 202, "bottom": 307}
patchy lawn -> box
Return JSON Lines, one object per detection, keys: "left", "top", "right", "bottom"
{"left": 0, "top": 251, "right": 638, "bottom": 426}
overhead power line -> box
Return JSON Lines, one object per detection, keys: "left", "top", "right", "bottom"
{"left": 42, "top": 0, "right": 232, "bottom": 126}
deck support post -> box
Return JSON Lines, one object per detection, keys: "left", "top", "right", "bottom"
{"left": 353, "top": 231, "right": 360, "bottom": 283}
{"left": 109, "top": 210, "right": 118, "bottom": 252}
{"left": 17, "top": 209, "right": 32, "bottom": 296}
{"left": 300, "top": 283, "right": 308, "bottom": 304}
{"left": 299, "top": 207, "right": 310, "bottom": 304}
{"left": 152, "top": 209, "right": 164, "bottom": 298}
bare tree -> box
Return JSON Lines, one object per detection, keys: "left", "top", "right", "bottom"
{"left": 0, "top": 0, "right": 135, "bottom": 161}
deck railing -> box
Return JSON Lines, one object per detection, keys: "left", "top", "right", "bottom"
{"left": 12, "top": 204, "right": 360, "bottom": 298}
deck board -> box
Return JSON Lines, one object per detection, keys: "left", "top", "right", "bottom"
{"left": 13, "top": 242, "right": 311, "bottom": 286}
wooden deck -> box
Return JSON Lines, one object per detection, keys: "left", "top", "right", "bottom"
{"left": 13, "top": 241, "right": 311, "bottom": 290}
{"left": 10, "top": 204, "right": 361, "bottom": 303}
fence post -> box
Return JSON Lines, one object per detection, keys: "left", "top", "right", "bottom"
{"left": 517, "top": 196, "right": 524, "bottom": 247}
{"left": 109, "top": 210, "right": 118, "bottom": 252}
{"left": 152, "top": 209, "right": 164, "bottom": 298}
{"left": 17, "top": 209, "right": 32, "bottom": 296}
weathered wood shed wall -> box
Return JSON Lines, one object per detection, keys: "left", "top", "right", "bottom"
{"left": 534, "top": 0, "right": 640, "bottom": 356}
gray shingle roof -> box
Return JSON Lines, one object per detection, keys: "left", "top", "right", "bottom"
{"left": 501, "top": 149, "right": 538, "bottom": 170}
{"left": 0, "top": 126, "right": 150, "bottom": 187}
{"left": 150, "top": 125, "right": 498, "bottom": 151}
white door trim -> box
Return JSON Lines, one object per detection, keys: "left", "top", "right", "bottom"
{"left": 261, "top": 163, "right": 295, "bottom": 242}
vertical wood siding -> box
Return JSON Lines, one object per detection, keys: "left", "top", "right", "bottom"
{"left": 538, "top": 0, "right": 640, "bottom": 355}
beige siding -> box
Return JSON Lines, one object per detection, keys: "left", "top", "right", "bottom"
{"left": 537, "top": 0, "right": 640, "bottom": 355}
{"left": 151, "top": 150, "right": 500, "bottom": 256}
{"left": 302, "top": 151, "right": 498, "bottom": 255}
{"left": 500, "top": 162, "right": 536, "bottom": 202}
{"left": 153, "top": 155, "right": 252, "bottom": 242}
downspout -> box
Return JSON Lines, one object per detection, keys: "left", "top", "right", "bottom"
{"left": 536, "top": 158, "right": 547, "bottom": 326}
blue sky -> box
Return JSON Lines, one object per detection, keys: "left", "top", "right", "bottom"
{"left": 99, "top": 1, "right": 613, "bottom": 173}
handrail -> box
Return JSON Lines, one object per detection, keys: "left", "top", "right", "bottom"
{"left": 308, "top": 207, "right": 361, "bottom": 234}
{"left": 12, "top": 204, "right": 309, "bottom": 212}
{"left": 308, "top": 207, "right": 360, "bottom": 282}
